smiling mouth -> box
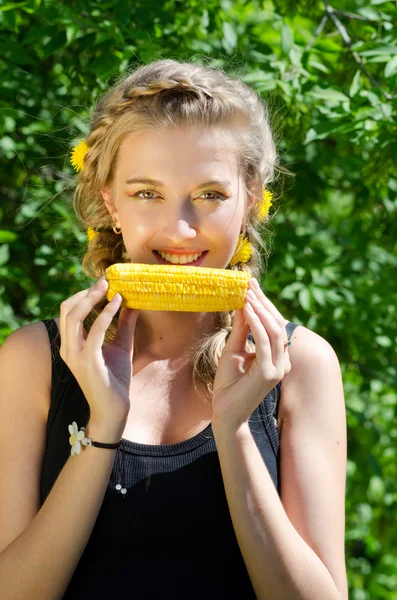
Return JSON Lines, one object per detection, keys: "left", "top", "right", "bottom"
{"left": 153, "top": 250, "right": 208, "bottom": 265}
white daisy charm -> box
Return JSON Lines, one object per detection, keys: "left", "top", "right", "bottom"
{"left": 68, "top": 422, "right": 91, "bottom": 455}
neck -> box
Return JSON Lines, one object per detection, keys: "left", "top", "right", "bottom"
{"left": 133, "top": 310, "right": 220, "bottom": 361}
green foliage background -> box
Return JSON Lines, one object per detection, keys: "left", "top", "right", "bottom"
{"left": 1, "top": 0, "right": 396, "bottom": 597}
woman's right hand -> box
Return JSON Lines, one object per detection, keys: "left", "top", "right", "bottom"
{"left": 59, "top": 276, "right": 141, "bottom": 428}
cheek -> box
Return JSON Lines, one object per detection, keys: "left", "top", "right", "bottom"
{"left": 208, "top": 210, "right": 242, "bottom": 240}
{"left": 118, "top": 207, "right": 163, "bottom": 231}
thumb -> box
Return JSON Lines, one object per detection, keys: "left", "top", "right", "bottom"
{"left": 112, "top": 306, "right": 141, "bottom": 353}
{"left": 224, "top": 308, "right": 250, "bottom": 354}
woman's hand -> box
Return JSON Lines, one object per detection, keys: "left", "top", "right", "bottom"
{"left": 59, "top": 276, "right": 141, "bottom": 427}
{"left": 212, "top": 278, "right": 291, "bottom": 430}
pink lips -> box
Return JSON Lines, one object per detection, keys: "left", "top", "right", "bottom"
{"left": 153, "top": 250, "right": 208, "bottom": 266}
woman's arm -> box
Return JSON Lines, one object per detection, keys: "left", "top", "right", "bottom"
{"left": 0, "top": 324, "right": 125, "bottom": 600}
{"left": 212, "top": 326, "right": 348, "bottom": 600}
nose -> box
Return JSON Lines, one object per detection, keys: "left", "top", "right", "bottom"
{"left": 163, "top": 206, "right": 197, "bottom": 246}
{"left": 162, "top": 218, "right": 197, "bottom": 244}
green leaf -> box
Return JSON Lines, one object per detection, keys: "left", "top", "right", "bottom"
{"left": 279, "top": 282, "right": 304, "bottom": 300}
{"left": 0, "top": 244, "right": 10, "bottom": 266}
{"left": 0, "top": 136, "right": 16, "bottom": 152}
{"left": 367, "top": 475, "right": 385, "bottom": 502}
{"left": 222, "top": 22, "right": 237, "bottom": 51}
{"left": 357, "top": 7, "right": 382, "bottom": 20}
{"left": 304, "top": 120, "right": 360, "bottom": 144}
{"left": 311, "top": 286, "right": 327, "bottom": 306}
{"left": 0, "top": 230, "right": 18, "bottom": 243}
{"left": 19, "top": 0, "right": 41, "bottom": 14}
{"left": 349, "top": 70, "right": 362, "bottom": 98}
{"left": 281, "top": 23, "right": 293, "bottom": 56}
{"left": 308, "top": 86, "right": 350, "bottom": 103}
{"left": 66, "top": 23, "right": 81, "bottom": 45}
{"left": 90, "top": 52, "right": 121, "bottom": 79}
{"left": 360, "top": 46, "right": 397, "bottom": 57}
{"left": 41, "top": 31, "right": 67, "bottom": 59}
{"left": 376, "top": 336, "right": 392, "bottom": 347}
{"left": 0, "top": 1, "right": 30, "bottom": 11}
{"left": 241, "top": 70, "right": 277, "bottom": 90}
{"left": 308, "top": 60, "right": 330, "bottom": 74}
{"left": 242, "top": 70, "right": 274, "bottom": 83}
{"left": 0, "top": 40, "right": 35, "bottom": 65}
{"left": 385, "top": 55, "right": 397, "bottom": 78}
{"left": 276, "top": 79, "right": 292, "bottom": 98}
{"left": 23, "top": 25, "right": 52, "bottom": 45}
{"left": 298, "top": 288, "right": 312, "bottom": 311}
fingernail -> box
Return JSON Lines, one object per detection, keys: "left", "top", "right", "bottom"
{"left": 94, "top": 275, "right": 106, "bottom": 288}
{"left": 252, "top": 278, "right": 260, "bottom": 289}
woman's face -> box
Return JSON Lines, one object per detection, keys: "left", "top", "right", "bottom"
{"left": 102, "top": 126, "right": 252, "bottom": 268}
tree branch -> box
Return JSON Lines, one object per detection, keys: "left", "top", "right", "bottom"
{"left": 322, "top": 0, "right": 393, "bottom": 101}
{"left": 305, "top": 14, "right": 329, "bottom": 52}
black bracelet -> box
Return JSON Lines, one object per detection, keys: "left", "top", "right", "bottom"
{"left": 90, "top": 440, "right": 122, "bottom": 449}
{"left": 68, "top": 422, "right": 127, "bottom": 495}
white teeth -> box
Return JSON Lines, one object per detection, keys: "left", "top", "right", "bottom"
{"left": 157, "top": 251, "right": 204, "bottom": 264}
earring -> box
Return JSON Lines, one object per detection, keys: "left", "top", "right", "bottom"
{"left": 111, "top": 220, "right": 122, "bottom": 235}
{"left": 228, "top": 229, "right": 253, "bottom": 268}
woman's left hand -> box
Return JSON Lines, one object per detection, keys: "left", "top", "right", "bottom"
{"left": 211, "top": 278, "right": 291, "bottom": 430}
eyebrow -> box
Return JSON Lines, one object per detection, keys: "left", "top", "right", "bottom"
{"left": 125, "top": 177, "right": 232, "bottom": 190}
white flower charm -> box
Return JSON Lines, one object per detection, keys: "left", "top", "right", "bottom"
{"left": 68, "top": 421, "right": 91, "bottom": 455}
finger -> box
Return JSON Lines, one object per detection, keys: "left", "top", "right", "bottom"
{"left": 245, "top": 292, "right": 284, "bottom": 368}
{"left": 59, "top": 276, "right": 106, "bottom": 345}
{"left": 247, "top": 289, "right": 291, "bottom": 376}
{"left": 63, "top": 278, "right": 109, "bottom": 357}
{"left": 224, "top": 308, "right": 251, "bottom": 354}
{"left": 60, "top": 288, "right": 91, "bottom": 348}
{"left": 248, "top": 279, "right": 286, "bottom": 331}
{"left": 84, "top": 293, "right": 123, "bottom": 353}
{"left": 111, "top": 306, "right": 141, "bottom": 354}
{"left": 243, "top": 299, "right": 273, "bottom": 370}
{"left": 248, "top": 278, "right": 288, "bottom": 348}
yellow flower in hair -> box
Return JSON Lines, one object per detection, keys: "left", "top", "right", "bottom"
{"left": 258, "top": 189, "right": 273, "bottom": 220}
{"left": 229, "top": 233, "right": 253, "bottom": 267}
{"left": 70, "top": 140, "right": 89, "bottom": 172}
{"left": 87, "top": 227, "right": 98, "bottom": 242}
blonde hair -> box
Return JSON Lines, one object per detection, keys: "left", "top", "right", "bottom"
{"left": 72, "top": 58, "right": 287, "bottom": 400}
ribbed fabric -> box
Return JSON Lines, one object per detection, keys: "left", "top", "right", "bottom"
{"left": 40, "top": 318, "right": 299, "bottom": 599}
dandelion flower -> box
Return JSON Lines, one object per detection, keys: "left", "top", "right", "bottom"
{"left": 87, "top": 227, "right": 98, "bottom": 242}
{"left": 70, "top": 140, "right": 89, "bottom": 172}
{"left": 258, "top": 189, "right": 273, "bottom": 220}
{"left": 229, "top": 234, "right": 253, "bottom": 267}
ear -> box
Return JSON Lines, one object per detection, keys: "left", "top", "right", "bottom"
{"left": 246, "top": 182, "right": 260, "bottom": 212}
{"left": 101, "top": 185, "right": 118, "bottom": 220}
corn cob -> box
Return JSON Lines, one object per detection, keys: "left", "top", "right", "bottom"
{"left": 105, "top": 263, "right": 251, "bottom": 312}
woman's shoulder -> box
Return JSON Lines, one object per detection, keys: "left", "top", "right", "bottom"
{"left": 280, "top": 322, "right": 342, "bottom": 415}
{"left": 0, "top": 320, "right": 54, "bottom": 420}
{"left": 286, "top": 323, "right": 338, "bottom": 362}
{"left": 2, "top": 319, "right": 54, "bottom": 358}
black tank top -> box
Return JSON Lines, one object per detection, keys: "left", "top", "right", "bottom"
{"left": 40, "top": 318, "right": 299, "bottom": 599}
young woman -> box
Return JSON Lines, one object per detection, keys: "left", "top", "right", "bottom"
{"left": 0, "top": 59, "right": 348, "bottom": 599}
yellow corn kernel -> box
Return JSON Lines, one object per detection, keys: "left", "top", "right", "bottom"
{"left": 105, "top": 263, "right": 251, "bottom": 312}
